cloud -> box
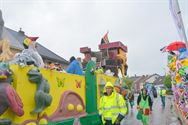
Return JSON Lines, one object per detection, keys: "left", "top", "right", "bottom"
{"left": 1, "top": 0, "right": 187, "bottom": 76}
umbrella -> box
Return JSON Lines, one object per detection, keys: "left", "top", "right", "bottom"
{"left": 165, "top": 41, "right": 186, "bottom": 52}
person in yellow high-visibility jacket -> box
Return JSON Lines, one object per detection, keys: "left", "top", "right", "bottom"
{"left": 99, "top": 82, "right": 127, "bottom": 125}
{"left": 160, "top": 87, "right": 166, "bottom": 108}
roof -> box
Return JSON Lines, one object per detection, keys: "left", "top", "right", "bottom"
{"left": 144, "top": 74, "right": 160, "bottom": 83}
{"left": 2, "top": 27, "right": 24, "bottom": 50}
{"left": 36, "top": 43, "right": 69, "bottom": 64}
{"left": 3, "top": 27, "right": 69, "bottom": 65}
{"left": 129, "top": 75, "right": 140, "bottom": 81}
{"left": 153, "top": 76, "right": 165, "bottom": 85}
{"left": 131, "top": 74, "right": 164, "bottom": 85}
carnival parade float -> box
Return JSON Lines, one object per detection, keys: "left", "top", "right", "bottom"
{"left": 162, "top": 41, "right": 188, "bottom": 124}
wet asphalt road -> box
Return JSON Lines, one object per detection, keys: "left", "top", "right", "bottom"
{"left": 121, "top": 94, "right": 181, "bottom": 125}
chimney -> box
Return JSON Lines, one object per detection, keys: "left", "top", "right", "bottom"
{"left": 18, "top": 28, "right": 25, "bottom": 35}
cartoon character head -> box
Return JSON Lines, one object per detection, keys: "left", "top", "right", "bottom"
{"left": 27, "top": 67, "right": 42, "bottom": 83}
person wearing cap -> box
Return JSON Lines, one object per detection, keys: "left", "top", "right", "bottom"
{"left": 99, "top": 82, "right": 127, "bottom": 125}
{"left": 66, "top": 56, "right": 84, "bottom": 75}
{"left": 137, "top": 88, "right": 152, "bottom": 125}
{"left": 128, "top": 91, "right": 134, "bottom": 109}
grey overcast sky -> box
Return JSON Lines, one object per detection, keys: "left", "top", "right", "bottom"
{"left": 0, "top": 0, "right": 187, "bottom": 76}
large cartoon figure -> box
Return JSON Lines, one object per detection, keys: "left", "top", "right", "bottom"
{"left": 10, "top": 37, "right": 44, "bottom": 68}
{"left": 0, "top": 62, "right": 24, "bottom": 116}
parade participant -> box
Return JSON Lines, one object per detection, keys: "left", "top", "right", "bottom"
{"left": 160, "top": 86, "right": 166, "bottom": 108}
{"left": 145, "top": 83, "right": 154, "bottom": 111}
{"left": 96, "top": 66, "right": 104, "bottom": 74}
{"left": 149, "top": 86, "right": 158, "bottom": 111}
{"left": 99, "top": 82, "right": 127, "bottom": 125}
{"left": 48, "top": 62, "right": 56, "bottom": 70}
{"left": 66, "top": 56, "right": 84, "bottom": 75}
{"left": 137, "top": 88, "right": 152, "bottom": 125}
{"left": 128, "top": 91, "right": 134, "bottom": 109}
{"left": 76, "top": 57, "right": 83, "bottom": 69}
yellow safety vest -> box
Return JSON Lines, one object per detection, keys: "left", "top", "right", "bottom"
{"left": 161, "top": 89, "right": 166, "bottom": 96}
{"left": 95, "top": 68, "right": 104, "bottom": 74}
{"left": 99, "top": 92, "right": 127, "bottom": 124}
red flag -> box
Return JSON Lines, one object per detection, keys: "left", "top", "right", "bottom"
{"left": 101, "top": 31, "right": 109, "bottom": 44}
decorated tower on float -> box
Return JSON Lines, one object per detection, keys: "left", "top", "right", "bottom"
{"left": 80, "top": 34, "right": 128, "bottom": 77}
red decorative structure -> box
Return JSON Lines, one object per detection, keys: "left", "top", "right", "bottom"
{"left": 98, "top": 41, "right": 127, "bottom": 52}
{"left": 80, "top": 40, "right": 128, "bottom": 76}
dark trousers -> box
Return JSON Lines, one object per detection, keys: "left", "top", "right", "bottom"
{"left": 160, "top": 95, "right": 165, "bottom": 107}
{"left": 113, "top": 123, "right": 120, "bottom": 125}
{"left": 150, "top": 101, "right": 153, "bottom": 111}
{"left": 105, "top": 120, "right": 112, "bottom": 125}
{"left": 104, "top": 120, "right": 120, "bottom": 125}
